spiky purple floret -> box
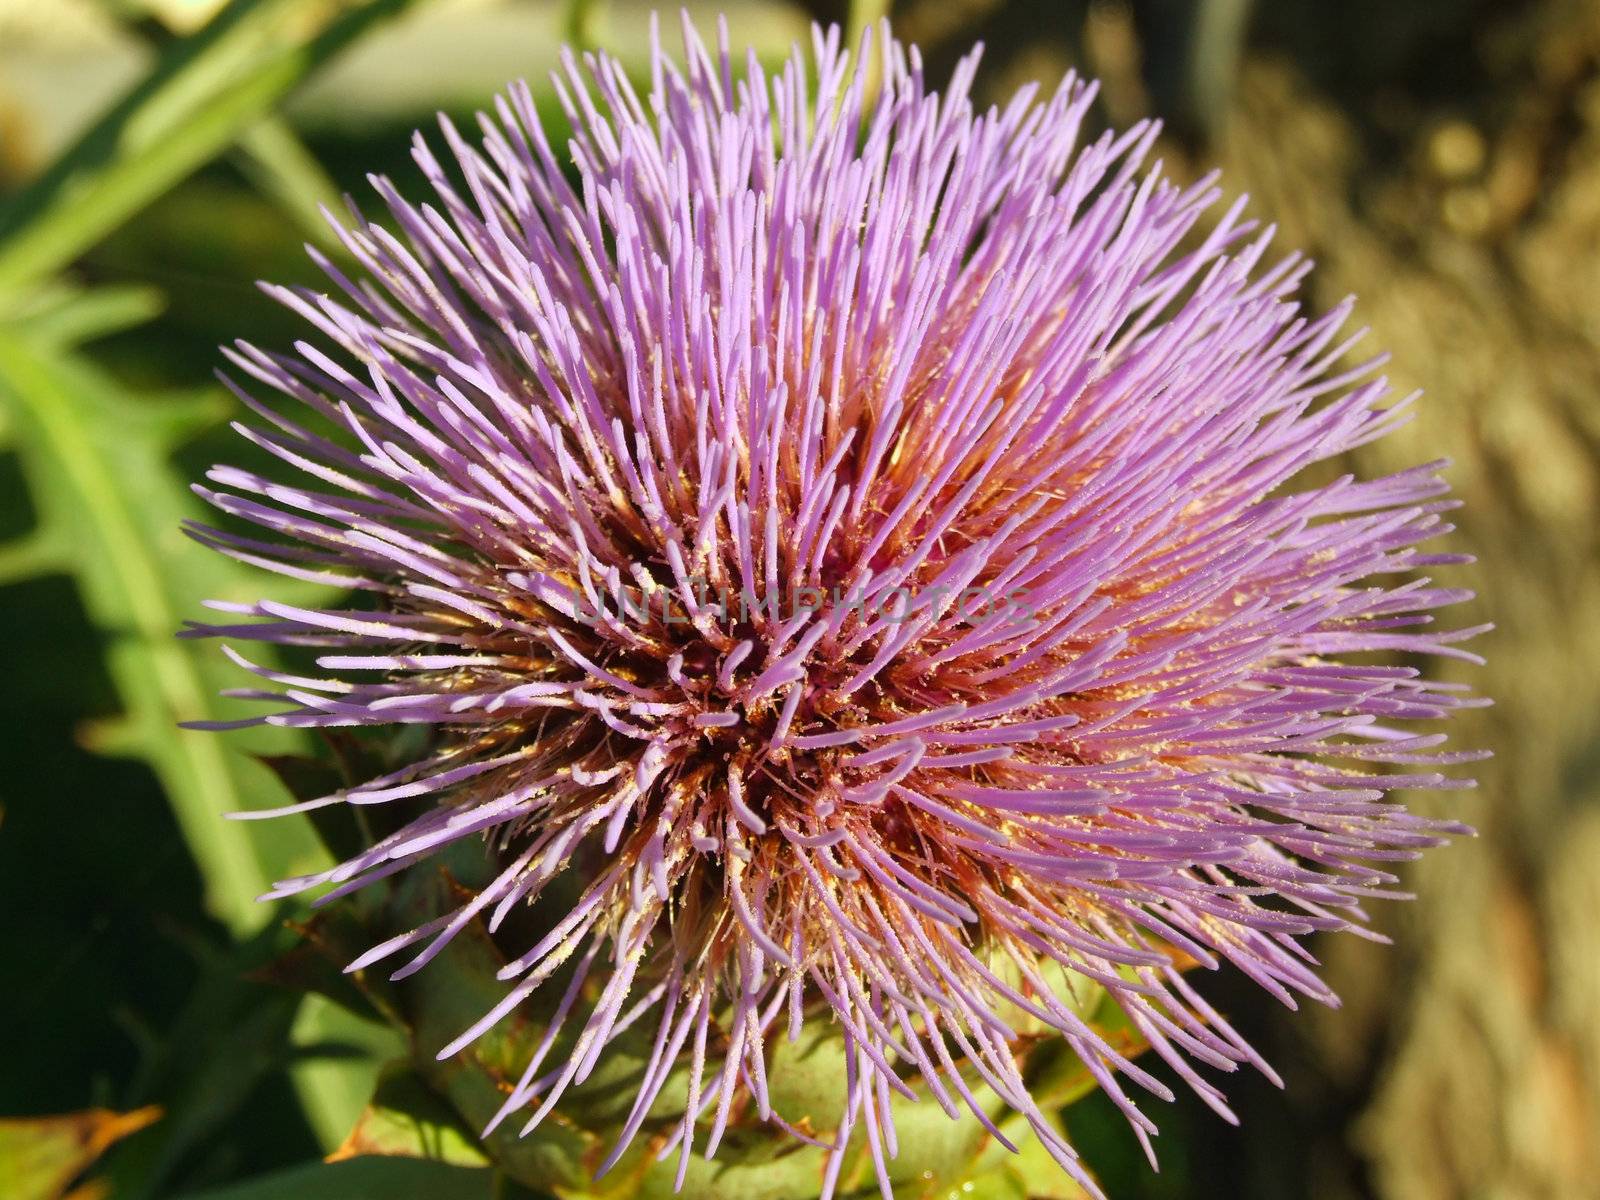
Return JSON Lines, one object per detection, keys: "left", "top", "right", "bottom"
{"left": 187, "top": 15, "right": 1484, "bottom": 1198}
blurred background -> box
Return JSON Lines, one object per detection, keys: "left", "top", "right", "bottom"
{"left": 1, "top": 1, "right": 1596, "bottom": 1197}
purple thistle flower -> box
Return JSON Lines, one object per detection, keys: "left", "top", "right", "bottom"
{"left": 187, "top": 15, "right": 1484, "bottom": 1196}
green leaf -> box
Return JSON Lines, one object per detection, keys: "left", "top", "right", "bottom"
{"left": 231, "top": 116, "right": 348, "bottom": 250}
{"left": 257, "top": 750, "right": 370, "bottom": 865}
{"left": 560, "top": 0, "right": 607, "bottom": 51}
{"left": 0, "top": 0, "right": 418, "bottom": 298}
{"left": 95, "top": 922, "right": 348, "bottom": 1200}
{"left": 846, "top": 0, "right": 893, "bottom": 50}
{"left": 1, "top": 281, "right": 167, "bottom": 349}
{"left": 0, "top": 1107, "right": 161, "bottom": 1200}
{"left": 290, "top": 996, "right": 409, "bottom": 1153}
{"left": 0, "top": 326, "right": 329, "bottom": 931}
{"left": 328, "top": 1062, "right": 492, "bottom": 1168}
{"left": 172, "top": 1157, "right": 533, "bottom": 1200}
{"left": 1023, "top": 986, "right": 1151, "bottom": 1112}
{"left": 0, "top": 529, "right": 70, "bottom": 586}
{"left": 964, "top": 1112, "right": 1098, "bottom": 1200}
{"left": 252, "top": 905, "right": 406, "bottom": 1028}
